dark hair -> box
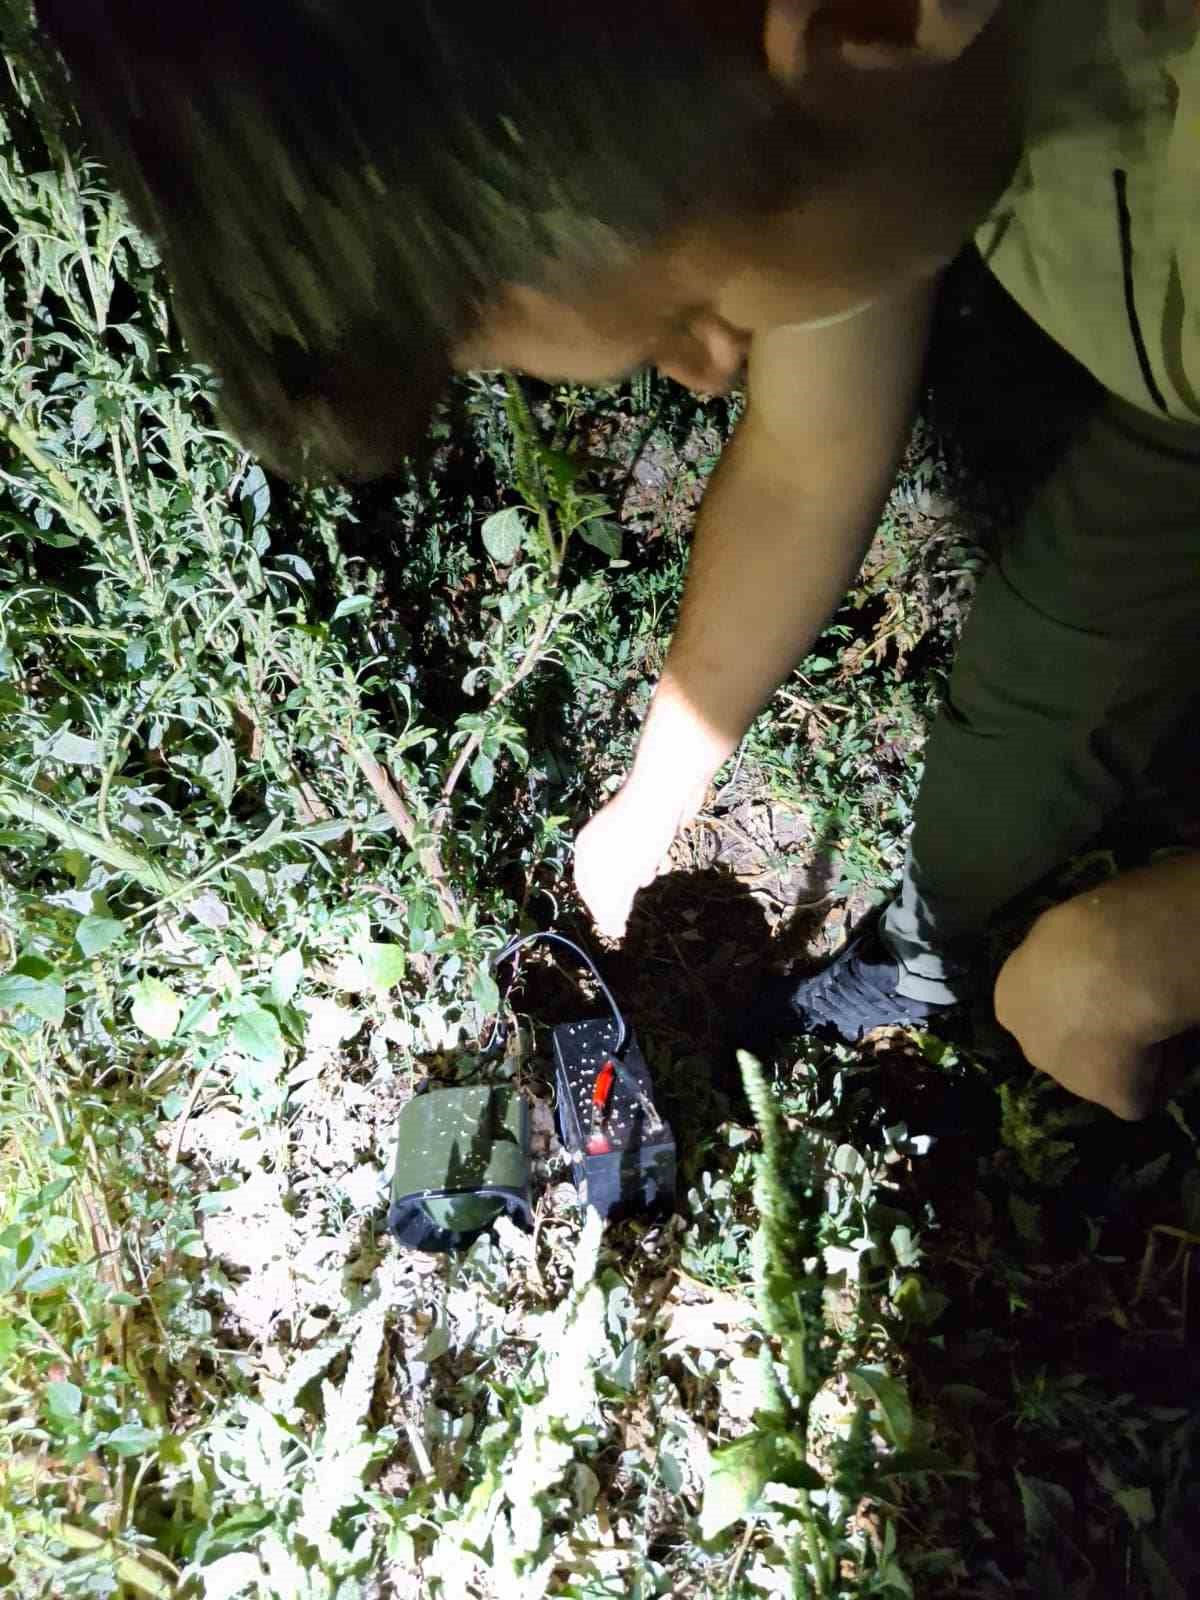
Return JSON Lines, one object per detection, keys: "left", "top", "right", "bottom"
{"left": 36, "top": 1, "right": 785, "bottom": 479}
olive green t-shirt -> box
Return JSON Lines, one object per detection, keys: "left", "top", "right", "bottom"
{"left": 978, "top": 0, "right": 1200, "bottom": 422}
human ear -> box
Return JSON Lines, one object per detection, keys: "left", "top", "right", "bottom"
{"left": 763, "top": 0, "right": 1001, "bottom": 80}
{"left": 655, "top": 310, "right": 749, "bottom": 395}
{"left": 762, "top": 0, "right": 821, "bottom": 86}
{"left": 912, "top": 1, "right": 1001, "bottom": 60}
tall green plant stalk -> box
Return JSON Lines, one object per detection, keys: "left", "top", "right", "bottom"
{"left": 738, "top": 1050, "right": 840, "bottom": 1596}
{"left": 435, "top": 376, "right": 572, "bottom": 823}
{"left": 740, "top": 1050, "right": 831, "bottom": 1425}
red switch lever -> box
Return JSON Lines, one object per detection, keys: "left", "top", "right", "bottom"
{"left": 586, "top": 1061, "right": 616, "bottom": 1155}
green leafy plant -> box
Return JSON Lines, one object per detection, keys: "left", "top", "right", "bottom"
{"left": 695, "top": 1051, "right": 955, "bottom": 1597}
{"left": 4, "top": 19, "right": 1198, "bottom": 1600}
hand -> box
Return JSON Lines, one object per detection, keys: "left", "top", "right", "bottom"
{"left": 573, "top": 780, "right": 690, "bottom": 941}
{"left": 994, "top": 900, "right": 1161, "bottom": 1121}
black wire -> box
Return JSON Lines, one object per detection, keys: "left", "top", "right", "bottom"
{"left": 491, "top": 930, "right": 628, "bottom": 1056}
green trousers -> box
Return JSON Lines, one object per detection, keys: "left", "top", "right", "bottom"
{"left": 882, "top": 394, "right": 1200, "bottom": 1002}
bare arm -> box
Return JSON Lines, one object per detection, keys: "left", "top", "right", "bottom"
{"left": 630, "top": 282, "right": 935, "bottom": 806}
{"left": 575, "top": 280, "right": 936, "bottom": 938}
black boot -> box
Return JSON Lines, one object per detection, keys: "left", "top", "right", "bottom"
{"left": 740, "top": 926, "right": 954, "bottom": 1050}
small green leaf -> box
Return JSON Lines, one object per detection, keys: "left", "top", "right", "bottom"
{"left": 76, "top": 916, "right": 124, "bottom": 957}
{"left": 1016, "top": 1472, "right": 1074, "bottom": 1545}
{"left": 43, "top": 728, "right": 101, "bottom": 766}
{"left": 201, "top": 1505, "right": 274, "bottom": 1559}
{"left": 892, "top": 1274, "right": 950, "bottom": 1328}
{"left": 481, "top": 507, "right": 526, "bottom": 564}
{"left": 1113, "top": 1486, "right": 1155, "bottom": 1529}
{"left": 232, "top": 1005, "right": 286, "bottom": 1069}
{"left": 71, "top": 393, "right": 97, "bottom": 441}
{"left": 470, "top": 750, "right": 495, "bottom": 796}
{"left": 542, "top": 447, "right": 580, "bottom": 496}
{"left": 177, "top": 993, "right": 213, "bottom": 1038}
{"left": 24, "top": 1265, "right": 75, "bottom": 1293}
{"left": 36, "top": 1177, "right": 74, "bottom": 1206}
{"left": 770, "top": 1440, "right": 823, "bottom": 1493}
{"left": 471, "top": 966, "right": 500, "bottom": 1013}
{"left": 201, "top": 737, "right": 237, "bottom": 810}
{"left": 270, "top": 947, "right": 304, "bottom": 1008}
{"left": 332, "top": 594, "right": 372, "bottom": 621}
{"left": 579, "top": 519, "right": 622, "bottom": 559}
{"left": 1008, "top": 1191, "right": 1044, "bottom": 1247}
{"left": 360, "top": 942, "right": 406, "bottom": 992}
{"left": 847, "top": 1367, "right": 914, "bottom": 1449}
{"left": 240, "top": 463, "right": 271, "bottom": 527}
{"left": 45, "top": 1380, "right": 82, "bottom": 1421}
{"left": 294, "top": 818, "right": 351, "bottom": 844}
{"left": 0, "top": 975, "right": 66, "bottom": 1026}
{"left": 130, "top": 978, "right": 181, "bottom": 1042}
{"left": 32, "top": 527, "right": 79, "bottom": 549}
{"left": 100, "top": 1422, "right": 161, "bottom": 1458}
{"left": 699, "top": 1432, "right": 775, "bottom": 1540}
{"left": 12, "top": 954, "right": 54, "bottom": 980}
{"left": 938, "top": 1384, "right": 993, "bottom": 1413}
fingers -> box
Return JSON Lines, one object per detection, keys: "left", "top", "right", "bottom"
{"left": 573, "top": 860, "right": 632, "bottom": 941}
{"left": 594, "top": 902, "right": 630, "bottom": 943}
{"left": 1033, "top": 1040, "right": 1160, "bottom": 1122}
{"left": 573, "top": 827, "right": 627, "bottom": 941}
{"left": 572, "top": 791, "right": 676, "bottom": 942}
{"left": 995, "top": 902, "right": 1167, "bottom": 1119}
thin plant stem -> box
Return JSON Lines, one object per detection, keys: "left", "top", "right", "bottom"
{"left": 0, "top": 409, "right": 110, "bottom": 546}
{"left": 110, "top": 427, "right": 155, "bottom": 591}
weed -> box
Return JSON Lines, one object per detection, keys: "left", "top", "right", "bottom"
{"left": 2, "top": 26, "right": 1199, "bottom": 1600}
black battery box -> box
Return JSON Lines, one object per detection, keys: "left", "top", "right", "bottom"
{"left": 551, "top": 1017, "right": 675, "bottom": 1221}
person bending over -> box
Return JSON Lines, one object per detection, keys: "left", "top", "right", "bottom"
{"left": 39, "top": 1, "right": 1200, "bottom": 1117}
